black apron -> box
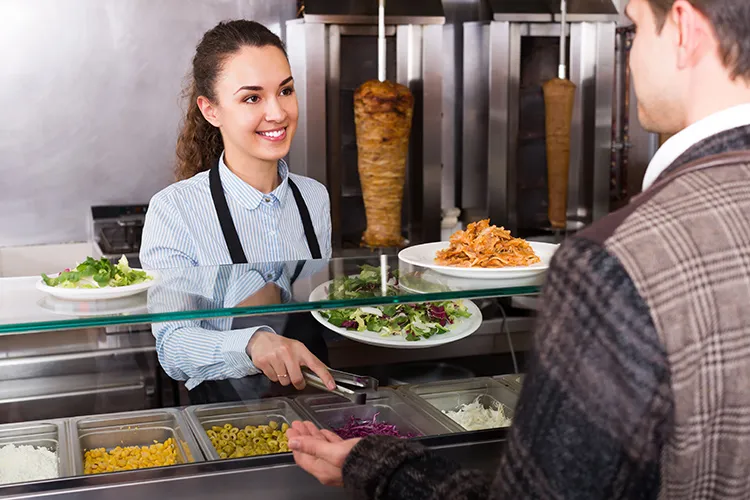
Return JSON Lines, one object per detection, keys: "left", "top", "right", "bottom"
{"left": 188, "top": 165, "right": 329, "bottom": 405}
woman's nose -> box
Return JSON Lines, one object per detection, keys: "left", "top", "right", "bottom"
{"left": 264, "top": 97, "right": 287, "bottom": 123}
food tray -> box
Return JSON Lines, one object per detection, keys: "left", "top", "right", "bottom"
{"left": 294, "top": 387, "right": 459, "bottom": 437}
{"left": 183, "top": 398, "right": 306, "bottom": 460}
{"left": 493, "top": 373, "right": 524, "bottom": 394}
{"left": 0, "top": 419, "right": 72, "bottom": 484}
{"left": 67, "top": 409, "right": 204, "bottom": 475}
{"left": 401, "top": 377, "right": 518, "bottom": 430}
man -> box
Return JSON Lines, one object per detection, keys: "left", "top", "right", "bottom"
{"left": 287, "top": 0, "right": 750, "bottom": 498}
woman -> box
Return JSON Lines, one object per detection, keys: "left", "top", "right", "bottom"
{"left": 140, "top": 20, "right": 335, "bottom": 403}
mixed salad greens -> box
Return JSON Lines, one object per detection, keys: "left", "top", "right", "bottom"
{"left": 41, "top": 256, "right": 152, "bottom": 289}
{"left": 321, "top": 265, "right": 472, "bottom": 342}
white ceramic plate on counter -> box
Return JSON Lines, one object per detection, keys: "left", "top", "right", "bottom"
{"left": 35, "top": 270, "right": 159, "bottom": 301}
{"left": 398, "top": 241, "right": 559, "bottom": 280}
{"left": 308, "top": 280, "right": 483, "bottom": 349}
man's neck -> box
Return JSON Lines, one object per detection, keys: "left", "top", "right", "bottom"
{"left": 684, "top": 77, "right": 750, "bottom": 128}
{"left": 223, "top": 149, "right": 280, "bottom": 194}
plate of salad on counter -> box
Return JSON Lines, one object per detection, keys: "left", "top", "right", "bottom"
{"left": 309, "top": 265, "right": 482, "bottom": 349}
{"left": 36, "top": 255, "right": 157, "bottom": 301}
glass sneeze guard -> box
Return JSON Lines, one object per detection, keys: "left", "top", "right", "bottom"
{"left": 0, "top": 255, "right": 543, "bottom": 335}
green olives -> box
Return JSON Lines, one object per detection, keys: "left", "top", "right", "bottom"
{"left": 206, "top": 421, "right": 289, "bottom": 459}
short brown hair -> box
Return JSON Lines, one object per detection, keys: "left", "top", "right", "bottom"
{"left": 646, "top": 0, "right": 750, "bottom": 80}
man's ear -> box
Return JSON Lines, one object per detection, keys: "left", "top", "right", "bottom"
{"left": 197, "top": 95, "right": 221, "bottom": 127}
{"left": 672, "top": 0, "right": 715, "bottom": 71}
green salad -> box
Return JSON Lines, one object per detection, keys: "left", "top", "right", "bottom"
{"left": 321, "top": 265, "right": 472, "bottom": 342}
{"left": 41, "top": 256, "right": 152, "bottom": 289}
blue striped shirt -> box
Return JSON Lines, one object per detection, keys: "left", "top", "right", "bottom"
{"left": 140, "top": 155, "right": 331, "bottom": 389}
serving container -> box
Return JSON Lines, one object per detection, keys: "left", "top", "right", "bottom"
{"left": 0, "top": 419, "right": 72, "bottom": 484}
{"left": 295, "top": 387, "right": 460, "bottom": 437}
{"left": 67, "top": 409, "right": 203, "bottom": 475}
{"left": 401, "top": 377, "right": 518, "bottom": 430}
{"left": 183, "top": 398, "right": 306, "bottom": 460}
{"left": 493, "top": 373, "right": 525, "bottom": 394}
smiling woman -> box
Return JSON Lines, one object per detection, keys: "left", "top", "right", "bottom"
{"left": 139, "top": 20, "right": 335, "bottom": 405}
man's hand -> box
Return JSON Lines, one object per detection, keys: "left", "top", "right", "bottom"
{"left": 246, "top": 331, "right": 335, "bottom": 390}
{"left": 287, "top": 421, "right": 361, "bottom": 487}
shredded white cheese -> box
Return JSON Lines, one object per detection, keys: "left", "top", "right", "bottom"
{"left": 0, "top": 444, "right": 59, "bottom": 485}
{"left": 443, "top": 396, "right": 513, "bottom": 431}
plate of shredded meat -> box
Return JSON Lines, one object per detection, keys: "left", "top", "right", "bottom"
{"left": 398, "top": 220, "right": 558, "bottom": 279}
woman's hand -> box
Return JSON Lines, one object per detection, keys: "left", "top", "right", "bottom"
{"left": 287, "top": 421, "right": 361, "bottom": 487}
{"left": 246, "top": 330, "right": 335, "bottom": 390}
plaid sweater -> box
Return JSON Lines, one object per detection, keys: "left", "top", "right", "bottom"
{"left": 341, "top": 126, "right": 750, "bottom": 500}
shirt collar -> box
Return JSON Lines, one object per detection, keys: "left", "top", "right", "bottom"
{"left": 218, "top": 153, "right": 290, "bottom": 210}
{"left": 642, "top": 103, "right": 750, "bottom": 191}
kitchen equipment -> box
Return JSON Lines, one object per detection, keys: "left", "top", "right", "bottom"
{"left": 68, "top": 409, "right": 204, "bottom": 475}
{"left": 493, "top": 373, "right": 525, "bottom": 394}
{"left": 295, "top": 387, "right": 457, "bottom": 436}
{"left": 91, "top": 205, "right": 148, "bottom": 268}
{"left": 461, "top": 1, "right": 617, "bottom": 235}
{"left": 286, "top": 0, "right": 444, "bottom": 253}
{"left": 302, "top": 367, "right": 377, "bottom": 405}
{"left": 543, "top": 0, "right": 576, "bottom": 229}
{"left": 401, "top": 377, "right": 518, "bottom": 430}
{"left": 0, "top": 419, "right": 72, "bottom": 481}
{"left": 183, "top": 399, "right": 306, "bottom": 461}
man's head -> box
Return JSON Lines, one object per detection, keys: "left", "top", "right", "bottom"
{"left": 626, "top": 0, "right": 750, "bottom": 134}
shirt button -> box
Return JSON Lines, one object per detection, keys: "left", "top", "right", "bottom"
{"left": 263, "top": 197, "right": 271, "bottom": 203}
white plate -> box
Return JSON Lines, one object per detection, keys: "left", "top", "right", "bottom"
{"left": 35, "top": 270, "right": 159, "bottom": 301}
{"left": 308, "top": 280, "right": 483, "bottom": 349}
{"left": 398, "top": 241, "right": 559, "bottom": 279}
{"left": 37, "top": 294, "right": 149, "bottom": 316}
{"left": 399, "top": 269, "right": 545, "bottom": 294}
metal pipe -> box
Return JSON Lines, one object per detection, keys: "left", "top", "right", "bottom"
{"left": 378, "top": 0, "right": 386, "bottom": 81}
{"left": 558, "top": 0, "right": 567, "bottom": 79}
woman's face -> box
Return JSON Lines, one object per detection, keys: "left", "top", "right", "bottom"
{"left": 200, "top": 45, "right": 298, "bottom": 164}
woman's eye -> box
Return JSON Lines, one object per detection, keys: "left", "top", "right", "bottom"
{"left": 280, "top": 87, "right": 294, "bottom": 97}
{"left": 245, "top": 95, "right": 260, "bottom": 104}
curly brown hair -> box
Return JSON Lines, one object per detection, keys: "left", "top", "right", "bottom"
{"left": 175, "top": 20, "right": 288, "bottom": 181}
{"left": 646, "top": 0, "right": 750, "bottom": 80}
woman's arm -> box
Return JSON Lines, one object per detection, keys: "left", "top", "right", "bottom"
{"left": 141, "top": 193, "right": 267, "bottom": 387}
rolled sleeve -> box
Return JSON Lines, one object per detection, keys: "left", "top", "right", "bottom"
{"left": 220, "top": 326, "right": 273, "bottom": 377}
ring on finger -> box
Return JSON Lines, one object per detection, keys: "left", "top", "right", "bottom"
{"left": 279, "top": 374, "right": 289, "bottom": 378}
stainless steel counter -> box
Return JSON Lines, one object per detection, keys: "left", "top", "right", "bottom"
{"left": 0, "top": 432, "right": 507, "bottom": 499}
{"left": 0, "top": 377, "right": 518, "bottom": 498}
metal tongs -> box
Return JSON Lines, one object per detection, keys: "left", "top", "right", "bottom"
{"left": 303, "top": 367, "right": 378, "bottom": 405}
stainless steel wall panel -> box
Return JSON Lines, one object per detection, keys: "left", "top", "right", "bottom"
{"left": 286, "top": 21, "right": 328, "bottom": 184}
{"left": 461, "top": 22, "right": 490, "bottom": 215}
{"left": 487, "top": 22, "right": 512, "bottom": 228}
{"left": 1, "top": 0, "right": 298, "bottom": 247}
{"left": 593, "top": 22, "right": 616, "bottom": 220}
{"left": 420, "top": 24, "right": 444, "bottom": 243}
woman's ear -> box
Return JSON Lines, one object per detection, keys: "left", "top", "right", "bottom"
{"left": 197, "top": 95, "right": 221, "bottom": 127}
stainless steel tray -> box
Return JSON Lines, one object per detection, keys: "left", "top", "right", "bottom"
{"left": 0, "top": 419, "right": 72, "bottom": 484}
{"left": 67, "top": 409, "right": 204, "bottom": 475}
{"left": 493, "top": 373, "right": 524, "bottom": 394}
{"left": 295, "top": 388, "right": 459, "bottom": 437}
{"left": 183, "top": 398, "right": 306, "bottom": 460}
{"left": 401, "top": 377, "right": 518, "bottom": 430}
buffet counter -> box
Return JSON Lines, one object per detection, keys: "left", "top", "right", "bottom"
{"left": 0, "top": 254, "right": 537, "bottom": 498}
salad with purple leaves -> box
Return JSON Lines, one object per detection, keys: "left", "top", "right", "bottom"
{"left": 321, "top": 265, "right": 472, "bottom": 342}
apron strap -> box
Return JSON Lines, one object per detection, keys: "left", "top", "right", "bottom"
{"left": 288, "top": 178, "right": 322, "bottom": 259}
{"left": 209, "top": 165, "right": 248, "bottom": 264}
